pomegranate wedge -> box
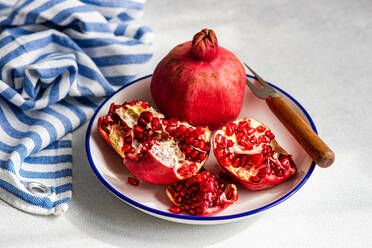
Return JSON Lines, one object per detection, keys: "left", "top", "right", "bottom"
{"left": 98, "top": 100, "right": 211, "bottom": 185}
{"left": 213, "top": 117, "right": 296, "bottom": 190}
{"left": 166, "top": 171, "right": 238, "bottom": 216}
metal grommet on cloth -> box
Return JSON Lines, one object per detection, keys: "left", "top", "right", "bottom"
{"left": 26, "top": 182, "right": 51, "bottom": 197}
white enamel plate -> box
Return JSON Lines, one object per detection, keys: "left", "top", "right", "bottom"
{"left": 85, "top": 75, "right": 316, "bottom": 225}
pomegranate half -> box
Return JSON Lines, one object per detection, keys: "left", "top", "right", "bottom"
{"left": 151, "top": 28, "right": 246, "bottom": 130}
{"left": 166, "top": 170, "right": 238, "bottom": 216}
{"left": 98, "top": 100, "right": 211, "bottom": 185}
{"left": 213, "top": 117, "right": 296, "bottom": 190}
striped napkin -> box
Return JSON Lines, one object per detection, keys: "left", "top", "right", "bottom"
{"left": 0, "top": 0, "right": 152, "bottom": 215}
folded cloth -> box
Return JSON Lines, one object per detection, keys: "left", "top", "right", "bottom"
{"left": 0, "top": 0, "right": 153, "bottom": 215}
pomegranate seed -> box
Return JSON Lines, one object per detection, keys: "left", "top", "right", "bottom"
{"left": 135, "top": 133, "right": 144, "bottom": 140}
{"left": 196, "top": 207, "right": 203, "bottom": 215}
{"left": 145, "top": 129, "right": 154, "bottom": 137}
{"left": 221, "top": 136, "right": 228, "bottom": 147}
{"left": 191, "top": 150, "right": 199, "bottom": 160}
{"left": 215, "top": 134, "right": 223, "bottom": 145}
{"left": 228, "top": 153, "right": 234, "bottom": 161}
{"left": 279, "top": 155, "right": 290, "bottom": 169}
{"left": 185, "top": 136, "right": 194, "bottom": 145}
{"left": 124, "top": 136, "right": 132, "bottom": 143}
{"left": 140, "top": 101, "right": 148, "bottom": 109}
{"left": 249, "top": 154, "right": 264, "bottom": 165}
{"left": 169, "top": 118, "right": 178, "bottom": 126}
{"left": 262, "top": 144, "right": 271, "bottom": 151}
{"left": 247, "top": 127, "right": 256, "bottom": 136}
{"left": 180, "top": 144, "right": 187, "bottom": 151}
{"left": 222, "top": 156, "right": 232, "bottom": 166}
{"left": 175, "top": 195, "right": 182, "bottom": 203}
{"left": 232, "top": 158, "right": 240, "bottom": 167}
{"left": 122, "top": 144, "right": 132, "bottom": 153}
{"left": 194, "top": 139, "right": 205, "bottom": 150}
{"left": 178, "top": 133, "right": 186, "bottom": 141}
{"left": 166, "top": 125, "right": 177, "bottom": 133}
{"left": 222, "top": 149, "right": 228, "bottom": 157}
{"left": 225, "top": 190, "right": 234, "bottom": 200}
{"left": 241, "top": 139, "right": 252, "bottom": 150}
{"left": 215, "top": 147, "right": 224, "bottom": 158}
{"left": 186, "top": 127, "right": 194, "bottom": 136}
{"left": 128, "top": 176, "right": 139, "bottom": 186}
{"left": 138, "top": 116, "right": 148, "bottom": 127}
{"left": 257, "top": 126, "right": 266, "bottom": 133}
{"left": 151, "top": 118, "right": 161, "bottom": 130}
{"left": 189, "top": 163, "right": 197, "bottom": 172}
{"left": 227, "top": 140, "right": 234, "bottom": 147}
{"left": 241, "top": 156, "right": 247, "bottom": 166}
{"left": 270, "top": 161, "right": 276, "bottom": 170}
{"left": 177, "top": 168, "right": 186, "bottom": 176}
{"left": 177, "top": 125, "right": 186, "bottom": 134}
{"left": 195, "top": 126, "right": 205, "bottom": 135}
{"left": 141, "top": 111, "right": 153, "bottom": 122}
{"left": 101, "top": 123, "right": 110, "bottom": 133}
{"left": 198, "top": 152, "right": 207, "bottom": 161}
{"left": 134, "top": 124, "right": 144, "bottom": 134}
{"left": 276, "top": 169, "right": 284, "bottom": 177}
{"left": 250, "top": 135, "right": 257, "bottom": 144}
{"left": 204, "top": 142, "right": 210, "bottom": 151}
{"left": 109, "top": 103, "right": 117, "bottom": 112}
{"left": 259, "top": 135, "right": 270, "bottom": 143}
{"left": 201, "top": 180, "right": 215, "bottom": 192}
{"left": 251, "top": 176, "right": 261, "bottom": 183}
{"left": 238, "top": 121, "right": 248, "bottom": 130}
{"left": 105, "top": 115, "right": 115, "bottom": 124}
{"left": 265, "top": 130, "right": 275, "bottom": 139}
{"left": 169, "top": 205, "right": 181, "bottom": 214}
{"left": 185, "top": 146, "right": 193, "bottom": 155}
{"left": 235, "top": 132, "right": 244, "bottom": 141}
{"left": 225, "top": 122, "right": 237, "bottom": 136}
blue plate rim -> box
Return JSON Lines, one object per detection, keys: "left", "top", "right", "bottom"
{"left": 85, "top": 74, "right": 317, "bottom": 221}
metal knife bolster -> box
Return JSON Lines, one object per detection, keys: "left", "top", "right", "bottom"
{"left": 265, "top": 92, "right": 280, "bottom": 102}
{"left": 245, "top": 77, "right": 279, "bottom": 101}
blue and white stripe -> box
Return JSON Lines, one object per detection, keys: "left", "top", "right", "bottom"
{"left": 0, "top": 0, "right": 152, "bottom": 215}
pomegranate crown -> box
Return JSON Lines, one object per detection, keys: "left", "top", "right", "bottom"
{"left": 191, "top": 28, "right": 219, "bottom": 61}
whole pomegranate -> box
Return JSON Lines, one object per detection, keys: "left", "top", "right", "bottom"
{"left": 213, "top": 117, "right": 296, "bottom": 190}
{"left": 151, "top": 28, "right": 246, "bottom": 130}
{"left": 98, "top": 100, "right": 211, "bottom": 185}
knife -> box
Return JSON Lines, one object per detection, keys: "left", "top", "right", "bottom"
{"left": 244, "top": 63, "right": 335, "bottom": 168}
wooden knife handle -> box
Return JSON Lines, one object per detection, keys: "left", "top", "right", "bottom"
{"left": 267, "top": 96, "right": 335, "bottom": 167}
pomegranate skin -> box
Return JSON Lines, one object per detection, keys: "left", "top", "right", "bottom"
{"left": 151, "top": 38, "right": 246, "bottom": 130}
{"left": 124, "top": 149, "right": 183, "bottom": 185}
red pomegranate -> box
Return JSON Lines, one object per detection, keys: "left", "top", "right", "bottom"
{"left": 213, "top": 117, "right": 296, "bottom": 190}
{"left": 166, "top": 170, "right": 238, "bottom": 216}
{"left": 98, "top": 100, "right": 211, "bottom": 185}
{"left": 151, "top": 28, "right": 246, "bottom": 130}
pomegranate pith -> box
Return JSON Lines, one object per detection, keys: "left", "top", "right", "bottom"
{"left": 98, "top": 100, "right": 211, "bottom": 185}
{"left": 213, "top": 117, "right": 296, "bottom": 190}
{"left": 166, "top": 170, "right": 238, "bottom": 216}
{"left": 151, "top": 28, "right": 246, "bottom": 130}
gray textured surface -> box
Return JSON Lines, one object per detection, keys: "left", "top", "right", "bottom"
{"left": 1, "top": 0, "right": 371, "bottom": 247}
